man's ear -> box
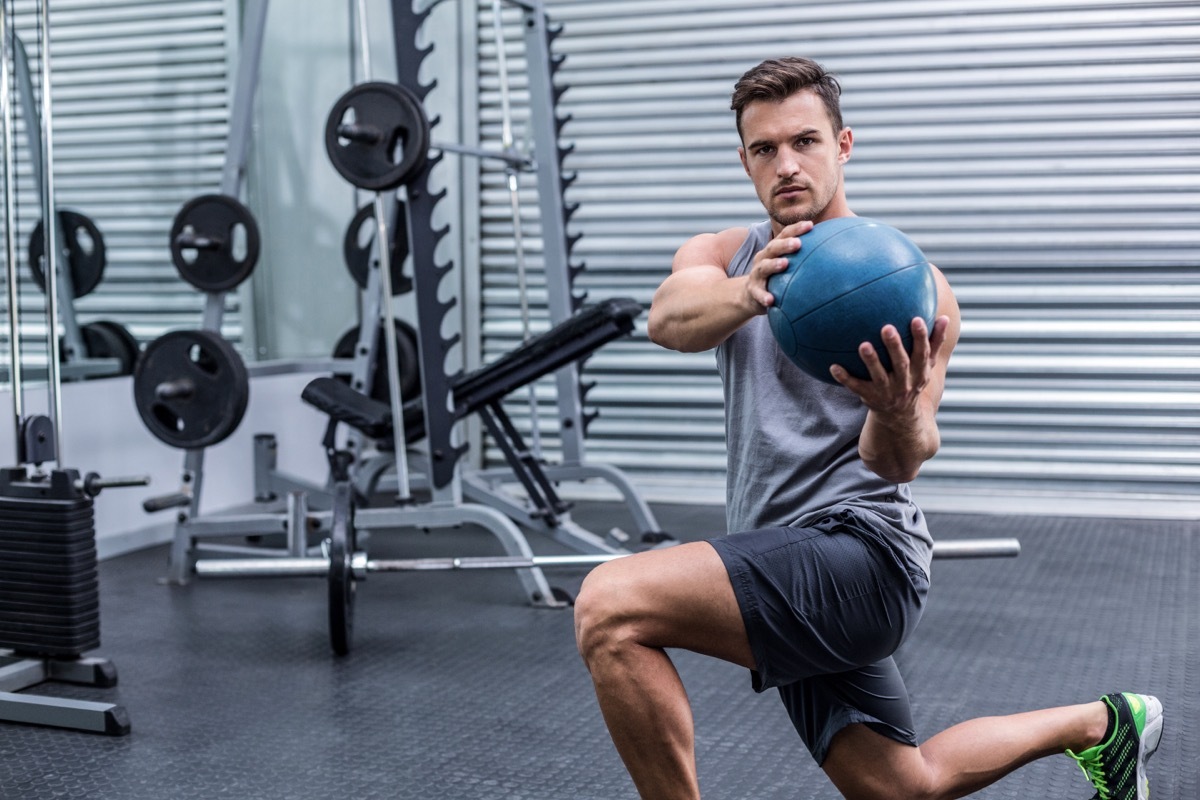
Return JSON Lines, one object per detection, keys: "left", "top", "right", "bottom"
{"left": 738, "top": 146, "right": 750, "bottom": 176}
{"left": 837, "top": 127, "right": 854, "bottom": 165}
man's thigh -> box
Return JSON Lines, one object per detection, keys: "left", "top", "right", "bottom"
{"left": 579, "top": 541, "right": 754, "bottom": 668}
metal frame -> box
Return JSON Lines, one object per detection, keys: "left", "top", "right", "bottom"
{"left": 0, "top": 653, "right": 128, "bottom": 735}
{"left": 4, "top": 29, "right": 121, "bottom": 381}
{"left": 160, "top": 0, "right": 577, "bottom": 608}
{"left": 156, "top": 0, "right": 344, "bottom": 583}
{"left": 168, "top": 0, "right": 658, "bottom": 608}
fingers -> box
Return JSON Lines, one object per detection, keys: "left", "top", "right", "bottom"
{"left": 777, "top": 220, "right": 814, "bottom": 238}
{"left": 748, "top": 225, "right": 811, "bottom": 308}
{"left": 858, "top": 334, "right": 898, "bottom": 386}
{"left": 833, "top": 316, "right": 944, "bottom": 391}
{"left": 751, "top": 246, "right": 793, "bottom": 306}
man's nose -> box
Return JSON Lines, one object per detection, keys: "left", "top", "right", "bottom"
{"left": 776, "top": 148, "right": 800, "bottom": 177}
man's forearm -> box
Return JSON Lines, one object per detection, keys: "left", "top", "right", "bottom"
{"left": 648, "top": 272, "right": 760, "bottom": 353}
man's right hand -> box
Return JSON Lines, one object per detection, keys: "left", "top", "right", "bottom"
{"left": 743, "top": 221, "right": 812, "bottom": 313}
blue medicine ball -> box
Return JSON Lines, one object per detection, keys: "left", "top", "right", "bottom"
{"left": 766, "top": 217, "right": 938, "bottom": 384}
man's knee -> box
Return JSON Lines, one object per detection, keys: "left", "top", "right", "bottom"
{"left": 573, "top": 562, "right": 634, "bottom": 667}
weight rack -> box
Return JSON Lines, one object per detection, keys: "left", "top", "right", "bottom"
{"left": 148, "top": 1, "right": 670, "bottom": 613}
{"left": 385, "top": 0, "right": 666, "bottom": 548}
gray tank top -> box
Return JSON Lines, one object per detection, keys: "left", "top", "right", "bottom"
{"left": 715, "top": 220, "right": 934, "bottom": 575}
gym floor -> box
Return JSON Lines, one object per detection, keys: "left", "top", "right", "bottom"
{"left": 0, "top": 501, "right": 1194, "bottom": 799}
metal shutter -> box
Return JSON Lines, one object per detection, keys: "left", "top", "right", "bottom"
{"left": 4, "top": 0, "right": 234, "bottom": 365}
{"left": 475, "top": 0, "right": 1200, "bottom": 514}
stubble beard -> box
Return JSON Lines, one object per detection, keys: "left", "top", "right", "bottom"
{"left": 767, "top": 184, "right": 826, "bottom": 228}
{"left": 766, "top": 172, "right": 841, "bottom": 228}
{"left": 770, "top": 204, "right": 816, "bottom": 228}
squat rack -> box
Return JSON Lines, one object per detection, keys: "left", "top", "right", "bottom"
{"left": 152, "top": 0, "right": 670, "bottom": 610}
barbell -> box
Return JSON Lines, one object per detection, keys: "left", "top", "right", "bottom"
{"left": 195, "top": 539, "right": 1020, "bottom": 580}
{"left": 193, "top": 476, "right": 1019, "bottom": 657}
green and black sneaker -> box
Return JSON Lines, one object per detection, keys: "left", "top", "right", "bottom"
{"left": 1067, "top": 692, "right": 1163, "bottom": 800}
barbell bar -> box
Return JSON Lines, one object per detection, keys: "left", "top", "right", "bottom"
{"left": 194, "top": 538, "right": 1020, "bottom": 580}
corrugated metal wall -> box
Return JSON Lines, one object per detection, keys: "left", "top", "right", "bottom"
{"left": 477, "top": 0, "right": 1200, "bottom": 512}
{"left": 3, "top": 0, "right": 234, "bottom": 370}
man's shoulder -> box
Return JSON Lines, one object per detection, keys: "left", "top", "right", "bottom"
{"left": 714, "top": 221, "right": 772, "bottom": 263}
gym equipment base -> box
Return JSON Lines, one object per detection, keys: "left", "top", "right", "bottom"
{"left": 0, "top": 651, "right": 130, "bottom": 736}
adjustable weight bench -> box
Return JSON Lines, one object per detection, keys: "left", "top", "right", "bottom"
{"left": 304, "top": 296, "right": 641, "bottom": 482}
{"left": 300, "top": 297, "right": 661, "bottom": 606}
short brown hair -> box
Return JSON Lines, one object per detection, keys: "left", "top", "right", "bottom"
{"left": 730, "top": 57, "right": 844, "bottom": 140}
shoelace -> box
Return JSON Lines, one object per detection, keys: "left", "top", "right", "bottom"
{"left": 1068, "top": 751, "right": 1110, "bottom": 799}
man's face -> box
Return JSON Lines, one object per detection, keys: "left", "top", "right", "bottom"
{"left": 737, "top": 90, "right": 852, "bottom": 230}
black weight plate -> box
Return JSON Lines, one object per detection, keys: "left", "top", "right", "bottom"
{"left": 169, "top": 194, "right": 261, "bottom": 292}
{"left": 0, "top": 628, "right": 100, "bottom": 656}
{"left": 0, "top": 587, "right": 100, "bottom": 610}
{"left": 29, "top": 209, "right": 106, "bottom": 298}
{"left": 0, "top": 524, "right": 94, "bottom": 539}
{"left": 85, "top": 320, "right": 141, "bottom": 375}
{"left": 0, "top": 505, "right": 94, "bottom": 525}
{"left": 0, "top": 547, "right": 98, "bottom": 569}
{"left": 328, "top": 482, "right": 356, "bottom": 657}
{"left": 332, "top": 321, "right": 422, "bottom": 405}
{"left": 0, "top": 525, "right": 95, "bottom": 542}
{"left": 133, "top": 329, "right": 250, "bottom": 449}
{"left": 342, "top": 202, "right": 412, "bottom": 294}
{"left": 0, "top": 616, "right": 100, "bottom": 635}
{"left": 0, "top": 537, "right": 97, "bottom": 556}
{"left": 0, "top": 602, "right": 98, "bottom": 620}
{"left": 324, "top": 81, "right": 430, "bottom": 191}
{"left": 0, "top": 606, "right": 101, "bottom": 626}
{"left": 0, "top": 566, "right": 96, "bottom": 584}
{"left": 0, "top": 567, "right": 97, "bottom": 588}
{"left": 0, "top": 488, "right": 92, "bottom": 512}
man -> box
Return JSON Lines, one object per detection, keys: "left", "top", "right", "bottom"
{"left": 573, "top": 57, "right": 1162, "bottom": 800}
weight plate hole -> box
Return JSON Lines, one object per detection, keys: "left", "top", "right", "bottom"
{"left": 153, "top": 404, "right": 185, "bottom": 433}
{"left": 389, "top": 129, "right": 408, "bottom": 166}
{"left": 336, "top": 108, "right": 357, "bottom": 147}
{"left": 356, "top": 217, "right": 376, "bottom": 250}
{"left": 73, "top": 225, "right": 96, "bottom": 256}
{"left": 231, "top": 223, "right": 248, "bottom": 263}
{"left": 189, "top": 344, "right": 219, "bottom": 375}
{"left": 180, "top": 225, "right": 199, "bottom": 265}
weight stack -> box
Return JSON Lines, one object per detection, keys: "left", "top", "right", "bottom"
{"left": 0, "top": 467, "right": 100, "bottom": 658}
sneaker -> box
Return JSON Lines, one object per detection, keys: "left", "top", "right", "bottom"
{"left": 1067, "top": 692, "right": 1164, "bottom": 800}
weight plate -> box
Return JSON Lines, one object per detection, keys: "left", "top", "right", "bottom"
{"left": 68, "top": 320, "right": 141, "bottom": 376}
{"left": 324, "top": 81, "right": 430, "bottom": 191}
{"left": 328, "top": 482, "right": 356, "bottom": 657}
{"left": 332, "top": 321, "right": 422, "bottom": 404}
{"left": 169, "top": 194, "right": 261, "bottom": 293}
{"left": 133, "top": 329, "right": 249, "bottom": 449}
{"left": 342, "top": 202, "right": 412, "bottom": 294}
{"left": 29, "top": 209, "right": 106, "bottom": 298}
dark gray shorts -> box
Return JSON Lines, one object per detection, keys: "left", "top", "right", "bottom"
{"left": 708, "top": 509, "right": 930, "bottom": 765}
